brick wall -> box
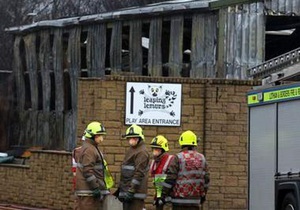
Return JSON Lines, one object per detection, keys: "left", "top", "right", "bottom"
{"left": 0, "top": 150, "right": 74, "bottom": 209}
{"left": 0, "top": 76, "right": 261, "bottom": 210}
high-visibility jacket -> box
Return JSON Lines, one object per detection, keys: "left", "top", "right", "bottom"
{"left": 150, "top": 153, "right": 174, "bottom": 198}
{"left": 103, "top": 159, "right": 114, "bottom": 189}
{"left": 162, "top": 148, "right": 210, "bottom": 206}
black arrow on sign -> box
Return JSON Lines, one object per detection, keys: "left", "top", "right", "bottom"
{"left": 129, "top": 86, "right": 135, "bottom": 114}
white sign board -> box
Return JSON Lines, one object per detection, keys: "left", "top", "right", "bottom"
{"left": 125, "top": 82, "right": 182, "bottom": 126}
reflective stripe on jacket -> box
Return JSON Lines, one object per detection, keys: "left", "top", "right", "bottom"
{"left": 150, "top": 153, "right": 174, "bottom": 198}
{"left": 119, "top": 141, "right": 150, "bottom": 199}
{"left": 162, "top": 148, "right": 210, "bottom": 206}
{"left": 75, "top": 139, "right": 107, "bottom": 196}
{"left": 173, "top": 150, "right": 207, "bottom": 198}
{"left": 75, "top": 189, "right": 110, "bottom": 197}
{"left": 150, "top": 154, "right": 173, "bottom": 176}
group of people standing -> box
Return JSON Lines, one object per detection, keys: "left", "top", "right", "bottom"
{"left": 73, "top": 121, "right": 210, "bottom": 210}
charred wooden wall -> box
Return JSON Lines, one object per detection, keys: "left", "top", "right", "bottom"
{"left": 0, "top": 71, "right": 13, "bottom": 151}
{"left": 9, "top": 1, "right": 265, "bottom": 150}
{"left": 11, "top": 29, "right": 80, "bottom": 150}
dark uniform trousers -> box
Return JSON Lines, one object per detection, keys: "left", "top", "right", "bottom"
{"left": 123, "top": 199, "right": 144, "bottom": 210}
{"left": 74, "top": 196, "right": 104, "bottom": 210}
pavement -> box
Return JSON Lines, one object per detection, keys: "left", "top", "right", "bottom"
{"left": 0, "top": 195, "right": 125, "bottom": 210}
{"left": 0, "top": 204, "right": 50, "bottom": 210}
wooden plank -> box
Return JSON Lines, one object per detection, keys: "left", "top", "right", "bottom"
{"left": 67, "top": 27, "right": 81, "bottom": 150}
{"left": 0, "top": 73, "right": 13, "bottom": 150}
{"left": 38, "top": 30, "right": 51, "bottom": 147}
{"left": 24, "top": 33, "right": 38, "bottom": 110}
{"left": 23, "top": 110, "right": 29, "bottom": 146}
{"left": 110, "top": 21, "right": 122, "bottom": 74}
{"left": 168, "top": 15, "right": 184, "bottom": 77}
{"left": 22, "top": 110, "right": 35, "bottom": 146}
{"left": 36, "top": 111, "right": 49, "bottom": 147}
{"left": 39, "top": 30, "right": 51, "bottom": 111}
{"left": 64, "top": 110, "right": 75, "bottom": 150}
{"left": 68, "top": 27, "right": 81, "bottom": 110}
{"left": 12, "top": 36, "right": 26, "bottom": 146}
{"left": 86, "top": 24, "right": 106, "bottom": 77}
{"left": 52, "top": 29, "right": 64, "bottom": 149}
{"left": 13, "top": 36, "right": 24, "bottom": 146}
{"left": 8, "top": 111, "right": 19, "bottom": 146}
{"left": 191, "top": 14, "right": 205, "bottom": 78}
{"left": 13, "top": 36, "right": 25, "bottom": 111}
{"left": 16, "top": 111, "right": 26, "bottom": 146}
{"left": 129, "top": 20, "right": 143, "bottom": 75}
{"left": 53, "top": 29, "right": 64, "bottom": 112}
{"left": 28, "top": 110, "right": 38, "bottom": 146}
{"left": 148, "top": 18, "right": 162, "bottom": 76}
{"left": 24, "top": 33, "right": 38, "bottom": 145}
{"left": 49, "top": 111, "right": 57, "bottom": 149}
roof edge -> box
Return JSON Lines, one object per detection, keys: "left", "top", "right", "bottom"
{"left": 6, "top": 0, "right": 216, "bottom": 34}
{"left": 209, "top": 0, "right": 262, "bottom": 9}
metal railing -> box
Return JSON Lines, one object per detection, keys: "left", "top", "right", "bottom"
{"left": 247, "top": 47, "right": 300, "bottom": 79}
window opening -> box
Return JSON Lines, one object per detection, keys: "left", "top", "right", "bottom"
{"left": 265, "top": 15, "right": 300, "bottom": 60}
{"left": 122, "top": 25, "right": 130, "bottom": 72}
{"left": 142, "top": 22, "right": 150, "bottom": 76}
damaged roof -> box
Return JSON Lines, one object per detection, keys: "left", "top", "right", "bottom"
{"left": 6, "top": 0, "right": 260, "bottom": 33}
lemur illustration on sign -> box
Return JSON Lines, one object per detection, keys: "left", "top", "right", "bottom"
{"left": 138, "top": 85, "right": 177, "bottom": 116}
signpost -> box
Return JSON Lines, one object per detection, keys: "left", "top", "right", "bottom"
{"left": 125, "top": 82, "right": 182, "bottom": 126}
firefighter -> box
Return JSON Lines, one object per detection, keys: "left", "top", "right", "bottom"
{"left": 150, "top": 135, "right": 174, "bottom": 210}
{"left": 74, "top": 121, "right": 110, "bottom": 210}
{"left": 159, "top": 130, "right": 210, "bottom": 210}
{"left": 113, "top": 124, "right": 150, "bottom": 210}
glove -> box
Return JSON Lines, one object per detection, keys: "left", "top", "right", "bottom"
{"left": 124, "top": 190, "right": 135, "bottom": 202}
{"left": 200, "top": 195, "right": 206, "bottom": 204}
{"left": 92, "top": 188, "right": 101, "bottom": 198}
{"left": 155, "top": 197, "right": 166, "bottom": 206}
{"left": 113, "top": 188, "right": 120, "bottom": 197}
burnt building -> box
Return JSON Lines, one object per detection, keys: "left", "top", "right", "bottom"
{"left": 3, "top": 0, "right": 300, "bottom": 150}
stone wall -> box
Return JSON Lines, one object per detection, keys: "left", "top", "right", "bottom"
{"left": 0, "top": 76, "right": 261, "bottom": 210}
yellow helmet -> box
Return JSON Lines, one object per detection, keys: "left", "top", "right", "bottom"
{"left": 150, "top": 135, "right": 169, "bottom": 152}
{"left": 84, "top": 121, "right": 106, "bottom": 139}
{"left": 123, "top": 124, "right": 145, "bottom": 140}
{"left": 179, "top": 130, "right": 197, "bottom": 146}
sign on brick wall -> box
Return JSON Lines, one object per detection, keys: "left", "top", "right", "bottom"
{"left": 125, "top": 82, "right": 182, "bottom": 126}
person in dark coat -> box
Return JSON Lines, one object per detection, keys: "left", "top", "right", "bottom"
{"left": 74, "top": 121, "right": 110, "bottom": 210}
{"left": 113, "top": 124, "right": 150, "bottom": 210}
